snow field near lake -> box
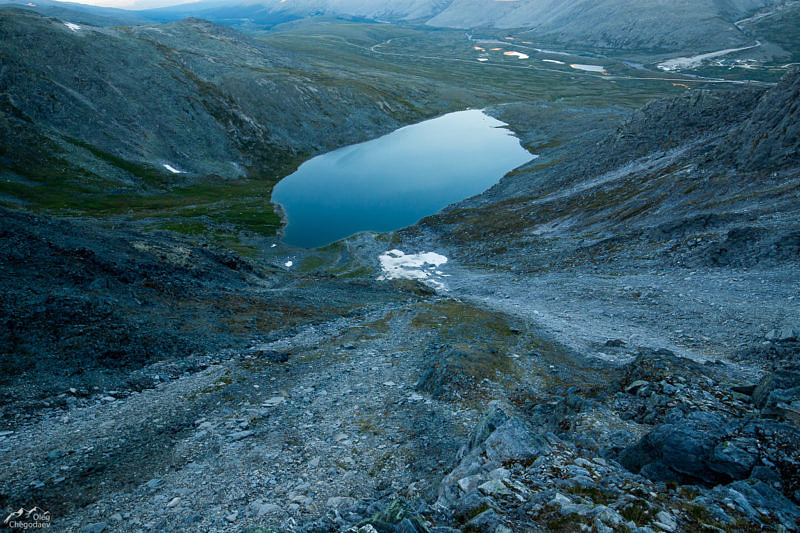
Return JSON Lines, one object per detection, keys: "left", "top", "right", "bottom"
{"left": 377, "top": 250, "right": 449, "bottom": 289}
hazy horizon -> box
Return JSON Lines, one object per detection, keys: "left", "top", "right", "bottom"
{"left": 53, "top": 0, "right": 198, "bottom": 10}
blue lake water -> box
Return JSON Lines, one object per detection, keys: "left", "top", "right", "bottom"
{"left": 271, "top": 109, "right": 535, "bottom": 248}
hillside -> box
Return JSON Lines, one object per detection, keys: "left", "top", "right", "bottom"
{"left": 428, "top": 0, "right": 776, "bottom": 51}
{"left": 138, "top": 0, "right": 790, "bottom": 54}
{"left": 0, "top": 9, "right": 452, "bottom": 244}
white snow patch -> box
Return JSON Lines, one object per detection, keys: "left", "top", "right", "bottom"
{"left": 542, "top": 59, "right": 565, "bottom": 65}
{"left": 658, "top": 42, "right": 761, "bottom": 71}
{"left": 570, "top": 64, "right": 606, "bottom": 73}
{"left": 64, "top": 22, "right": 81, "bottom": 32}
{"left": 271, "top": 244, "right": 277, "bottom": 248}
{"left": 285, "top": 261, "right": 293, "bottom": 268}
{"left": 503, "top": 51, "right": 529, "bottom": 59}
{"left": 477, "top": 58, "right": 489, "bottom": 62}
{"left": 163, "top": 164, "right": 182, "bottom": 174}
{"left": 377, "top": 249, "right": 448, "bottom": 290}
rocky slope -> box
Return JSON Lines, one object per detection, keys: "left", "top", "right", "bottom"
{"left": 0, "top": 10, "right": 798, "bottom": 533}
{"left": 381, "top": 70, "right": 800, "bottom": 531}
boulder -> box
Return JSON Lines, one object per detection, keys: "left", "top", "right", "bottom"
{"left": 697, "top": 479, "right": 800, "bottom": 531}
{"left": 753, "top": 370, "right": 800, "bottom": 407}
{"left": 619, "top": 411, "right": 735, "bottom": 484}
{"left": 460, "top": 405, "right": 510, "bottom": 460}
{"left": 753, "top": 369, "right": 800, "bottom": 427}
{"left": 463, "top": 509, "right": 501, "bottom": 533}
{"left": 708, "top": 438, "right": 758, "bottom": 480}
{"left": 360, "top": 499, "right": 429, "bottom": 533}
{"left": 483, "top": 418, "right": 551, "bottom": 465}
{"left": 452, "top": 491, "right": 493, "bottom": 523}
{"left": 766, "top": 327, "right": 799, "bottom": 342}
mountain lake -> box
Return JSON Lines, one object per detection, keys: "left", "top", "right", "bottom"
{"left": 272, "top": 109, "right": 535, "bottom": 248}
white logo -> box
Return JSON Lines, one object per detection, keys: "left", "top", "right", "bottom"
{"left": 3, "top": 507, "right": 51, "bottom": 529}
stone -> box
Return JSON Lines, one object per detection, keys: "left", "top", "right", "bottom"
{"left": 228, "top": 430, "right": 254, "bottom": 442}
{"left": 263, "top": 396, "right": 285, "bottom": 407}
{"left": 397, "top": 518, "right": 420, "bottom": 533}
{"left": 726, "top": 480, "right": 800, "bottom": 529}
{"left": 463, "top": 509, "right": 500, "bottom": 533}
{"left": 625, "top": 380, "right": 650, "bottom": 394}
{"left": 653, "top": 511, "right": 677, "bottom": 532}
{"left": 453, "top": 491, "right": 493, "bottom": 523}
{"left": 619, "top": 411, "right": 733, "bottom": 484}
{"left": 708, "top": 438, "right": 758, "bottom": 479}
{"left": 367, "top": 499, "right": 428, "bottom": 531}
{"left": 144, "top": 478, "right": 162, "bottom": 491}
{"left": 487, "top": 467, "right": 510, "bottom": 480}
{"left": 327, "top": 496, "right": 356, "bottom": 509}
{"left": 166, "top": 497, "right": 181, "bottom": 508}
{"left": 732, "top": 384, "right": 756, "bottom": 395}
{"left": 478, "top": 479, "right": 513, "bottom": 497}
{"left": 482, "top": 418, "right": 550, "bottom": 464}
{"left": 564, "top": 465, "right": 591, "bottom": 477}
{"left": 752, "top": 370, "right": 800, "bottom": 426}
{"left": 766, "top": 327, "right": 798, "bottom": 342}
{"left": 255, "top": 350, "right": 290, "bottom": 363}
{"left": 593, "top": 506, "right": 624, "bottom": 526}
{"left": 251, "top": 500, "right": 279, "bottom": 516}
{"left": 459, "top": 405, "right": 511, "bottom": 459}
{"left": 458, "top": 474, "right": 484, "bottom": 494}
{"left": 46, "top": 449, "right": 62, "bottom": 461}
{"left": 594, "top": 519, "right": 614, "bottom": 533}
{"left": 81, "top": 523, "right": 107, "bottom": 533}
{"left": 750, "top": 465, "right": 781, "bottom": 483}
{"left": 547, "top": 493, "right": 572, "bottom": 508}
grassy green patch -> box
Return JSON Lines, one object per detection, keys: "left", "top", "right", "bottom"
{"left": 546, "top": 512, "right": 591, "bottom": 531}
{"left": 564, "top": 485, "right": 615, "bottom": 504}
{"left": 620, "top": 498, "right": 654, "bottom": 526}
{"left": 0, "top": 145, "right": 290, "bottom": 246}
{"left": 65, "top": 137, "right": 171, "bottom": 187}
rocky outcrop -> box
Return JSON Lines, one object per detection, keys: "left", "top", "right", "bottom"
{"left": 717, "top": 68, "right": 800, "bottom": 171}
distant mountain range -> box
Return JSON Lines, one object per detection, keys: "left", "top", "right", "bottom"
{"left": 3, "top": 0, "right": 794, "bottom": 52}
{"left": 143, "top": 0, "right": 789, "bottom": 52}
